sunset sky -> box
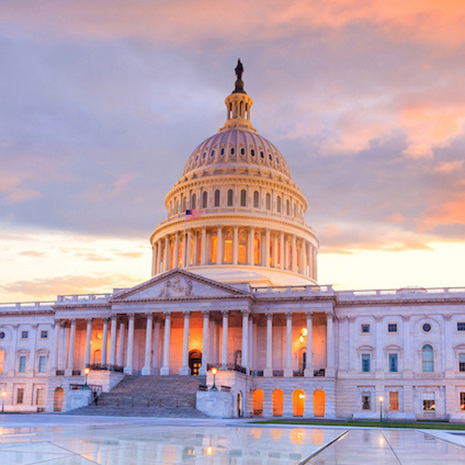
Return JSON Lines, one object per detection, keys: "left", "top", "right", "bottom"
{"left": 2, "top": 1, "right": 465, "bottom": 302}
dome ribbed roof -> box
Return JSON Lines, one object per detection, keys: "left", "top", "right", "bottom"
{"left": 182, "top": 128, "right": 291, "bottom": 178}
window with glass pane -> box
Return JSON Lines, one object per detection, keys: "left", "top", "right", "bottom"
{"left": 361, "top": 324, "right": 370, "bottom": 333}
{"left": 361, "top": 354, "right": 371, "bottom": 372}
{"left": 253, "top": 191, "right": 259, "bottom": 208}
{"left": 457, "top": 322, "right": 465, "bottom": 332}
{"left": 227, "top": 189, "right": 233, "bottom": 206}
{"left": 40, "top": 330, "right": 48, "bottom": 339}
{"left": 21, "top": 331, "right": 28, "bottom": 339}
{"left": 214, "top": 189, "right": 220, "bottom": 207}
{"left": 36, "top": 388, "right": 44, "bottom": 405}
{"left": 19, "top": 356, "right": 26, "bottom": 373}
{"left": 422, "top": 345, "right": 434, "bottom": 372}
{"left": 389, "top": 392, "right": 399, "bottom": 410}
{"left": 240, "top": 189, "right": 246, "bottom": 206}
{"left": 423, "top": 392, "right": 435, "bottom": 411}
{"left": 459, "top": 353, "right": 465, "bottom": 372}
{"left": 460, "top": 392, "right": 465, "bottom": 411}
{"left": 389, "top": 353, "right": 398, "bottom": 372}
{"left": 38, "top": 356, "right": 46, "bottom": 373}
{"left": 387, "top": 323, "right": 397, "bottom": 333}
{"left": 361, "top": 393, "right": 371, "bottom": 410}
{"left": 16, "top": 388, "right": 24, "bottom": 404}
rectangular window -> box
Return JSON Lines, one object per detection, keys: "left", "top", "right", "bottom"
{"left": 36, "top": 388, "right": 44, "bottom": 406}
{"left": 389, "top": 353, "right": 398, "bottom": 372}
{"left": 459, "top": 354, "right": 465, "bottom": 372}
{"left": 21, "top": 331, "right": 28, "bottom": 339}
{"left": 16, "top": 388, "right": 24, "bottom": 404}
{"left": 460, "top": 392, "right": 465, "bottom": 411}
{"left": 361, "top": 324, "right": 370, "bottom": 334}
{"left": 38, "top": 356, "right": 46, "bottom": 373}
{"left": 361, "top": 354, "right": 371, "bottom": 372}
{"left": 389, "top": 392, "right": 399, "bottom": 411}
{"left": 457, "top": 322, "right": 465, "bottom": 332}
{"left": 19, "top": 356, "right": 26, "bottom": 373}
{"left": 423, "top": 392, "right": 435, "bottom": 411}
{"left": 40, "top": 330, "right": 48, "bottom": 339}
{"left": 387, "top": 323, "right": 397, "bottom": 333}
{"left": 361, "top": 393, "right": 371, "bottom": 410}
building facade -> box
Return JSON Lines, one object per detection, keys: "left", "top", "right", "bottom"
{"left": 1, "top": 64, "right": 465, "bottom": 420}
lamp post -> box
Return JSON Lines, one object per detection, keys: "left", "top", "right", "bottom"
{"left": 1, "top": 391, "right": 6, "bottom": 413}
{"left": 379, "top": 396, "right": 384, "bottom": 423}
{"left": 210, "top": 367, "right": 218, "bottom": 391}
{"left": 84, "top": 367, "right": 90, "bottom": 388}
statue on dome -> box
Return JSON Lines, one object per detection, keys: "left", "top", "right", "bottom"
{"left": 233, "top": 59, "right": 246, "bottom": 94}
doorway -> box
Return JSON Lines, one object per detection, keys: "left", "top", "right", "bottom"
{"left": 54, "top": 387, "right": 64, "bottom": 412}
{"left": 188, "top": 350, "right": 202, "bottom": 376}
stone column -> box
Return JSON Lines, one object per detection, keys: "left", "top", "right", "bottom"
{"left": 152, "top": 317, "right": 160, "bottom": 374}
{"left": 326, "top": 312, "right": 335, "bottom": 377}
{"left": 215, "top": 320, "right": 220, "bottom": 363}
{"left": 65, "top": 318, "right": 77, "bottom": 375}
{"left": 164, "top": 236, "right": 170, "bottom": 272}
{"left": 221, "top": 311, "right": 229, "bottom": 365}
{"left": 156, "top": 241, "right": 162, "bottom": 274}
{"left": 291, "top": 235, "right": 297, "bottom": 272}
{"left": 284, "top": 236, "right": 289, "bottom": 269}
{"left": 161, "top": 312, "right": 172, "bottom": 375}
{"left": 265, "top": 229, "right": 270, "bottom": 267}
{"left": 124, "top": 314, "right": 135, "bottom": 375}
{"left": 180, "top": 311, "right": 191, "bottom": 375}
{"left": 192, "top": 231, "right": 199, "bottom": 266}
{"left": 186, "top": 229, "right": 192, "bottom": 267}
{"left": 284, "top": 313, "right": 293, "bottom": 377}
{"left": 301, "top": 242, "right": 306, "bottom": 275}
{"left": 151, "top": 243, "right": 157, "bottom": 275}
{"left": 249, "top": 227, "right": 255, "bottom": 265}
{"left": 233, "top": 226, "right": 239, "bottom": 265}
{"left": 241, "top": 311, "right": 249, "bottom": 371}
{"left": 200, "top": 311, "right": 209, "bottom": 375}
{"left": 280, "top": 232, "right": 285, "bottom": 269}
{"left": 101, "top": 318, "right": 109, "bottom": 367}
{"left": 201, "top": 227, "right": 207, "bottom": 265}
{"left": 117, "top": 319, "right": 125, "bottom": 367}
{"left": 84, "top": 318, "right": 92, "bottom": 367}
{"left": 217, "top": 227, "right": 223, "bottom": 265}
{"left": 174, "top": 231, "right": 179, "bottom": 269}
{"left": 272, "top": 233, "right": 278, "bottom": 267}
{"left": 51, "top": 320, "right": 60, "bottom": 373}
{"left": 248, "top": 315, "right": 254, "bottom": 371}
{"left": 304, "top": 312, "right": 313, "bottom": 377}
{"left": 208, "top": 316, "right": 215, "bottom": 364}
{"left": 444, "top": 314, "right": 454, "bottom": 376}
{"left": 264, "top": 313, "right": 273, "bottom": 377}
{"left": 109, "top": 316, "right": 117, "bottom": 367}
{"left": 141, "top": 313, "right": 153, "bottom": 375}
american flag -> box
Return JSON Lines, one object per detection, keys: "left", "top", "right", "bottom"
{"left": 185, "top": 209, "right": 201, "bottom": 220}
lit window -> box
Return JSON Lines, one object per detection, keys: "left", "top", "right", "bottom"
{"left": 458, "top": 322, "right": 465, "bottom": 332}
{"left": 389, "top": 392, "right": 399, "bottom": 411}
{"left": 0, "top": 350, "right": 4, "bottom": 373}
{"left": 16, "top": 388, "right": 24, "bottom": 404}
{"left": 460, "top": 392, "right": 465, "bottom": 411}
{"left": 422, "top": 345, "right": 434, "bottom": 372}
{"left": 361, "top": 354, "right": 371, "bottom": 372}
{"left": 459, "top": 353, "right": 465, "bottom": 372}
{"left": 223, "top": 232, "right": 233, "bottom": 263}
{"left": 361, "top": 324, "right": 370, "bottom": 334}
{"left": 361, "top": 392, "right": 371, "bottom": 410}
{"left": 389, "top": 353, "right": 398, "bottom": 372}
{"left": 423, "top": 393, "right": 435, "bottom": 411}
{"left": 388, "top": 323, "right": 397, "bottom": 333}
{"left": 19, "top": 356, "right": 26, "bottom": 373}
{"left": 210, "top": 235, "right": 217, "bottom": 263}
{"left": 38, "top": 356, "right": 46, "bottom": 373}
{"left": 40, "top": 330, "right": 48, "bottom": 339}
{"left": 254, "top": 235, "right": 261, "bottom": 265}
{"left": 238, "top": 235, "right": 247, "bottom": 264}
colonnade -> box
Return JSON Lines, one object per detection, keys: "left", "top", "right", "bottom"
{"left": 51, "top": 311, "right": 335, "bottom": 378}
{"left": 152, "top": 226, "right": 317, "bottom": 279}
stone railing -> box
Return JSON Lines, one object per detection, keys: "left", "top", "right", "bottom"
{"left": 338, "top": 286, "right": 465, "bottom": 300}
{"left": 87, "top": 364, "right": 124, "bottom": 373}
{"left": 56, "top": 293, "right": 112, "bottom": 303}
{"left": 207, "top": 363, "right": 246, "bottom": 374}
{"left": 0, "top": 301, "right": 54, "bottom": 311}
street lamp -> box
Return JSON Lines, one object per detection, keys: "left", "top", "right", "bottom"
{"left": 210, "top": 367, "right": 218, "bottom": 391}
{"left": 379, "top": 396, "right": 384, "bottom": 422}
{"left": 1, "top": 391, "right": 6, "bottom": 413}
{"left": 84, "top": 367, "right": 90, "bottom": 388}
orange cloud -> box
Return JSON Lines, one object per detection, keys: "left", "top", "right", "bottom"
{"left": 434, "top": 161, "right": 464, "bottom": 173}
{"left": 421, "top": 194, "right": 465, "bottom": 230}
{"left": 387, "top": 213, "right": 406, "bottom": 224}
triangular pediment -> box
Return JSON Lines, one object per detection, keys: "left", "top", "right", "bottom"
{"left": 111, "top": 269, "right": 251, "bottom": 302}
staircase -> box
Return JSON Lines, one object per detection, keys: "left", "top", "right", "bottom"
{"left": 69, "top": 375, "right": 208, "bottom": 418}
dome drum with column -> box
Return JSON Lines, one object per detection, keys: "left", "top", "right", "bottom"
{"left": 150, "top": 64, "right": 319, "bottom": 286}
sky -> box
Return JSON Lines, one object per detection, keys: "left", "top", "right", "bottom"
{"left": 2, "top": 0, "right": 465, "bottom": 302}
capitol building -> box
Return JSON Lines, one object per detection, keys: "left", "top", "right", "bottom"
{"left": 1, "top": 62, "right": 465, "bottom": 421}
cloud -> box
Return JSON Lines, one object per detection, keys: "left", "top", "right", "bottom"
{"left": 434, "top": 160, "right": 464, "bottom": 173}
{"left": 19, "top": 250, "right": 45, "bottom": 257}
{"left": 5, "top": 188, "right": 41, "bottom": 203}
{"left": 421, "top": 193, "right": 465, "bottom": 231}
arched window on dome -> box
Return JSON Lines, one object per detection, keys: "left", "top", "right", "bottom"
{"left": 238, "top": 232, "right": 247, "bottom": 264}
{"left": 266, "top": 193, "right": 271, "bottom": 210}
{"left": 286, "top": 199, "right": 290, "bottom": 216}
{"left": 277, "top": 196, "right": 281, "bottom": 213}
{"left": 253, "top": 191, "right": 260, "bottom": 208}
{"left": 224, "top": 230, "right": 233, "bottom": 263}
{"left": 202, "top": 191, "right": 208, "bottom": 208}
{"left": 191, "top": 193, "right": 196, "bottom": 210}
{"left": 240, "top": 190, "right": 247, "bottom": 207}
{"left": 254, "top": 233, "right": 261, "bottom": 265}
{"left": 214, "top": 189, "right": 220, "bottom": 207}
{"left": 210, "top": 234, "right": 217, "bottom": 263}
{"left": 422, "top": 344, "right": 434, "bottom": 372}
{"left": 288, "top": 241, "right": 292, "bottom": 270}
{"left": 227, "top": 189, "right": 234, "bottom": 206}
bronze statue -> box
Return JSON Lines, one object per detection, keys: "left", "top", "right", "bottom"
{"left": 233, "top": 59, "right": 246, "bottom": 94}
{"left": 235, "top": 59, "right": 244, "bottom": 80}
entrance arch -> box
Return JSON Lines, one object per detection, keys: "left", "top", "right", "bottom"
{"left": 54, "top": 387, "right": 64, "bottom": 412}
{"left": 252, "top": 389, "right": 264, "bottom": 416}
{"left": 188, "top": 350, "right": 202, "bottom": 376}
{"left": 293, "top": 389, "right": 305, "bottom": 417}
{"left": 313, "top": 389, "right": 325, "bottom": 417}
{"left": 272, "top": 389, "right": 284, "bottom": 417}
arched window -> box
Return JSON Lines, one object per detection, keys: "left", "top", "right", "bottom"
{"left": 227, "top": 189, "right": 233, "bottom": 206}
{"left": 181, "top": 195, "right": 186, "bottom": 213}
{"left": 272, "top": 389, "right": 284, "bottom": 417}
{"left": 253, "top": 191, "right": 259, "bottom": 208}
{"left": 254, "top": 234, "right": 261, "bottom": 265}
{"left": 210, "top": 235, "right": 217, "bottom": 263}
{"left": 214, "top": 189, "right": 220, "bottom": 207}
{"left": 293, "top": 389, "right": 305, "bottom": 417}
{"left": 277, "top": 196, "right": 281, "bottom": 213}
{"left": 202, "top": 191, "right": 208, "bottom": 208}
{"left": 422, "top": 344, "right": 434, "bottom": 372}
{"left": 265, "top": 193, "right": 271, "bottom": 210}
{"left": 286, "top": 199, "right": 290, "bottom": 215}
{"left": 252, "top": 389, "right": 264, "bottom": 416}
{"left": 238, "top": 234, "right": 247, "bottom": 263}
{"left": 191, "top": 193, "right": 196, "bottom": 209}
{"left": 240, "top": 189, "right": 247, "bottom": 207}
{"left": 0, "top": 349, "right": 4, "bottom": 373}
{"left": 224, "top": 231, "right": 233, "bottom": 263}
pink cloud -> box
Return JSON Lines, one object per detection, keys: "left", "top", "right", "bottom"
{"left": 421, "top": 193, "right": 465, "bottom": 230}
{"left": 5, "top": 188, "right": 41, "bottom": 203}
